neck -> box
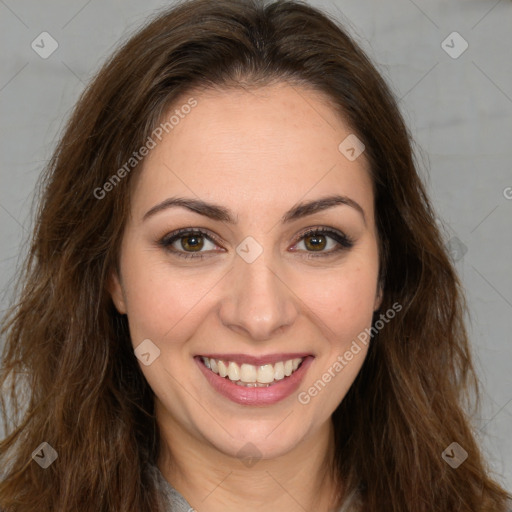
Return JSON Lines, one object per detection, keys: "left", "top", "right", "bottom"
{"left": 156, "top": 408, "right": 341, "bottom": 512}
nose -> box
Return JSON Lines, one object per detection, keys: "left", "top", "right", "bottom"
{"left": 218, "top": 251, "right": 299, "bottom": 341}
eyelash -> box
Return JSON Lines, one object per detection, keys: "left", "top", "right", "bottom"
{"left": 158, "top": 227, "right": 354, "bottom": 260}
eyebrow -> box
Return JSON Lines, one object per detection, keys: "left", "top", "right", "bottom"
{"left": 142, "top": 194, "right": 366, "bottom": 225}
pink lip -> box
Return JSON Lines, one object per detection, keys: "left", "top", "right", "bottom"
{"left": 195, "top": 355, "right": 314, "bottom": 406}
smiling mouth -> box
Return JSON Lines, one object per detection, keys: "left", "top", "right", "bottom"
{"left": 200, "top": 356, "right": 305, "bottom": 387}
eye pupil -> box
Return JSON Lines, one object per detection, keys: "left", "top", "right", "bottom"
{"left": 305, "top": 234, "right": 326, "bottom": 251}
{"left": 182, "top": 235, "right": 204, "bottom": 251}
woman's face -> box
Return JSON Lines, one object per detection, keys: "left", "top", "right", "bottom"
{"left": 109, "top": 83, "right": 382, "bottom": 460}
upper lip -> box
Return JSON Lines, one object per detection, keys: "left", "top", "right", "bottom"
{"left": 197, "top": 353, "right": 313, "bottom": 366}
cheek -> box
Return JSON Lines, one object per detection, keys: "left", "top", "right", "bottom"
{"left": 294, "top": 259, "right": 379, "bottom": 343}
{"left": 294, "top": 262, "right": 377, "bottom": 411}
{"left": 119, "top": 248, "right": 219, "bottom": 346}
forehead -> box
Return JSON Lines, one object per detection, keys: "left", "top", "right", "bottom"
{"left": 130, "top": 83, "right": 374, "bottom": 223}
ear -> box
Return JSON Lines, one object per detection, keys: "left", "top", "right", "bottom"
{"left": 373, "top": 282, "right": 383, "bottom": 312}
{"left": 106, "top": 268, "right": 127, "bottom": 314}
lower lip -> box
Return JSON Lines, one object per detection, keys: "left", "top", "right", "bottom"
{"left": 195, "top": 356, "right": 314, "bottom": 406}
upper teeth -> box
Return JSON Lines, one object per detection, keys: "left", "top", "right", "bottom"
{"left": 202, "top": 357, "right": 303, "bottom": 384}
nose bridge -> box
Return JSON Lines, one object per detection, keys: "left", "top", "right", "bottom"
{"left": 218, "top": 246, "right": 297, "bottom": 341}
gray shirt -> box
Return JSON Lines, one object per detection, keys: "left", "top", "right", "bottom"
{"left": 154, "top": 465, "right": 195, "bottom": 512}
{"left": 152, "top": 465, "right": 512, "bottom": 512}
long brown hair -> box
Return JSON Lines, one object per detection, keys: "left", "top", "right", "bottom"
{"left": 1, "top": 0, "right": 510, "bottom": 510}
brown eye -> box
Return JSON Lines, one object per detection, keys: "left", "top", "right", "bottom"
{"left": 180, "top": 234, "right": 204, "bottom": 252}
{"left": 292, "top": 227, "right": 354, "bottom": 257}
{"left": 304, "top": 233, "right": 327, "bottom": 251}
{"left": 159, "top": 228, "right": 220, "bottom": 259}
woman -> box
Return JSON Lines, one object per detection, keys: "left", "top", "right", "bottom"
{"left": 0, "top": 0, "right": 510, "bottom": 510}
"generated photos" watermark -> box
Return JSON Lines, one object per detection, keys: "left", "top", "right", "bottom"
{"left": 298, "top": 302, "right": 402, "bottom": 405}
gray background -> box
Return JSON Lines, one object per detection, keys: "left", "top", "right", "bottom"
{"left": 1, "top": 0, "right": 511, "bottom": 492}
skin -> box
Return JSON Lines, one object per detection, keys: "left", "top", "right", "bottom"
{"left": 109, "top": 82, "right": 382, "bottom": 512}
